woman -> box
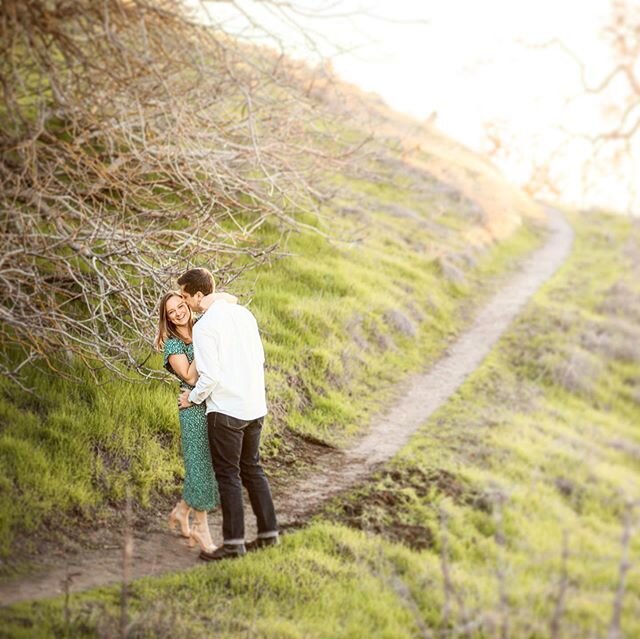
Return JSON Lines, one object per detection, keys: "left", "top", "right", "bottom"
{"left": 154, "top": 289, "right": 236, "bottom": 552}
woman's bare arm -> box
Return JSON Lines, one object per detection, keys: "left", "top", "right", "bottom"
{"left": 185, "top": 358, "right": 198, "bottom": 385}
{"left": 167, "top": 354, "right": 198, "bottom": 385}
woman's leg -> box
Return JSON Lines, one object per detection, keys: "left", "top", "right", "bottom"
{"left": 168, "top": 499, "right": 191, "bottom": 537}
{"left": 190, "top": 509, "right": 216, "bottom": 552}
{"left": 180, "top": 404, "right": 219, "bottom": 512}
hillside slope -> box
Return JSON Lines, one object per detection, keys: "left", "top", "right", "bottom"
{"left": 2, "top": 211, "right": 637, "bottom": 637}
{"left": 0, "top": 120, "right": 544, "bottom": 562}
{"left": 0, "top": 4, "right": 545, "bottom": 568}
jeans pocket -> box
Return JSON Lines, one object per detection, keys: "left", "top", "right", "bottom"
{"left": 214, "top": 412, "right": 248, "bottom": 431}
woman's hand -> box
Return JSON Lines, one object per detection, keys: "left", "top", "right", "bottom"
{"left": 178, "top": 390, "right": 193, "bottom": 409}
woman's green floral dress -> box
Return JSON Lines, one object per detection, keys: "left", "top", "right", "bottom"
{"left": 164, "top": 337, "right": 219, "bottom": 512}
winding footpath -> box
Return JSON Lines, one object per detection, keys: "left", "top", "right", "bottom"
{"left": 0, "top": 208, "right": 573, "bottom": 607}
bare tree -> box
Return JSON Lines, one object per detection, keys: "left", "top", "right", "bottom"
{"left": 500, "top": 0, "right": 640, "bottom": 212}
{"left": 0, "top": 0, "right": 368, "bottom": 386}
{"left": 541, "top": 0, "right": 640, "bottom": 212}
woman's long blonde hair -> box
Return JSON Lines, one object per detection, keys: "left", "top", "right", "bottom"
{"left": 154, "top": 290, "right": 194, "bottom": 351}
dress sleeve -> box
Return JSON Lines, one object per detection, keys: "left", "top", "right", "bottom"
{"left": 163, "top": 338, "right": 185, "bottom": 375}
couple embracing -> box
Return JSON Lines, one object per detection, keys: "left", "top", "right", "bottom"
{"left": 154, "top": 267, "right": 278, "bottom": 561}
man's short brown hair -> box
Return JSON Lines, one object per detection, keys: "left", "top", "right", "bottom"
{"left": 177, "top": 268, "right": 215, "bottom": 296}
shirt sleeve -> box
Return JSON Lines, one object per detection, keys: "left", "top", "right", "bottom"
{"left": 255, "top": 318, "right": 265, "bottom": 364}
{"left": 163, "top": 338, "right": 184, "bottom": 374}
{"left": 188, "top": 325, "right": 221, "bottom": 405}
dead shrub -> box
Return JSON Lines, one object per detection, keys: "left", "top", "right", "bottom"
{"left": 607, "top": 438, "right": 640, "bottom": 460}
{"left": 437, "top": 256, "right": 466, "bottom": 284}
{"left": 364, "top": 316, "right": 396, "bottom": 352}
{"left": 383, "top": 309, "right": 417, "bottom": 338}
{"left": 582, "top": 318, "right": 640, "bottom": 363}
{"left": 405, "top": 300, "right": 426, "bottom": 323}
{"left": 383, "top": 204, "right": 427, "bottom": 223}
{"left": 346, "top": 314, "right": 369, "bottom": 351}
{"left": 554, "top": 476, "right": 584, "bottom": 512}
{"left": 598, "top": 281, "right": 640, "bottom": 323}
{"left": 546, "top": 346, "right": 604, "bottom": 395}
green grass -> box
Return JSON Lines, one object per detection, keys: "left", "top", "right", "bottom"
{"left": 0, "top": 145, "right": 543, "bottom": 562}
{"left": 1, "top": 524, "right": 440, "bottom": 639}
{"left": 247, "top": 208, "right": 541, "bottom": 450}
{"left": 0, "top": 362, "right": 184, "bottom": 553}
{"left": 3, "top": 211, "right": 637, "bottom": 637}
{"left": 324, "top": 210, "right": 640, "bottom": 635}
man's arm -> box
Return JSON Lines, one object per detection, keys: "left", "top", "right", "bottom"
{"left": 187, "top": 326, "right": 221, "bottom": 405}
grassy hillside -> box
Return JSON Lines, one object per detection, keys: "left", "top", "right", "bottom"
{"left": 0, "top": 137, "right": 544, "bottom": 561}
{"left": 0, "top": 3, "right": 552, "bottom": 566}
{"left": 3, "top": 211, "right": 637, "bottom": 637}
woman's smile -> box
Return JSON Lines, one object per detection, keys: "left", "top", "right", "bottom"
{"left": 165, "top": 296, "right": 191, "bottom": 327}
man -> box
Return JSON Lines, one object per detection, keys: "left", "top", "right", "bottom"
{"left": 177, "top": 267, "right": 278, "bottom": 561}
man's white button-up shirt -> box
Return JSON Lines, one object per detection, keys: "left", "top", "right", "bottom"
{"left": 188, "top": 301, "right": 267, "bottom": 420}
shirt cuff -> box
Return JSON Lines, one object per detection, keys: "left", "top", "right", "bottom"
{"left": 188, "top": 389, "right": 201, "bottom": 405}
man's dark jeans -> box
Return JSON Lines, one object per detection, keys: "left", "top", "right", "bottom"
{"left": 207, "top": 412, "right": 278, "bottom": 545}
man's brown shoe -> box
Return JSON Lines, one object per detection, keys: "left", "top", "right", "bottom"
{"left": 246, "top": 536, "right": 279, "bottom": 552}
{"left": 199, "top": 544, "right": 246, "bottom": 562}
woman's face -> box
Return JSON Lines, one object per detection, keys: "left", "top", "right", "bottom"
{"left": 165, "top": 295, "right": 190, "bottom": 328}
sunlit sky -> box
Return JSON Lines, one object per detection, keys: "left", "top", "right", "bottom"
{"left": 191, "top": 0, "right": 636, "bottom": 213}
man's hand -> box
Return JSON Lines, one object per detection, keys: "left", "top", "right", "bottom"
{"left": 178, "top": 390, "right": 193, "bottom": 409}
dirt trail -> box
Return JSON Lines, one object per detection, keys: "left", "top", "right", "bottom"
{"left": 0, "top": 208, "right": 573, "bottom": 607}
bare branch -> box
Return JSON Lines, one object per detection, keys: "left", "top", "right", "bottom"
{"left": 0, "top": 0, "right": 373, "bottom": 382}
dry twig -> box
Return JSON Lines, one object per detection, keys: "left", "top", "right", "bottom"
{"left": 0, "top": 0, "right": 369, "bottom": 383}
